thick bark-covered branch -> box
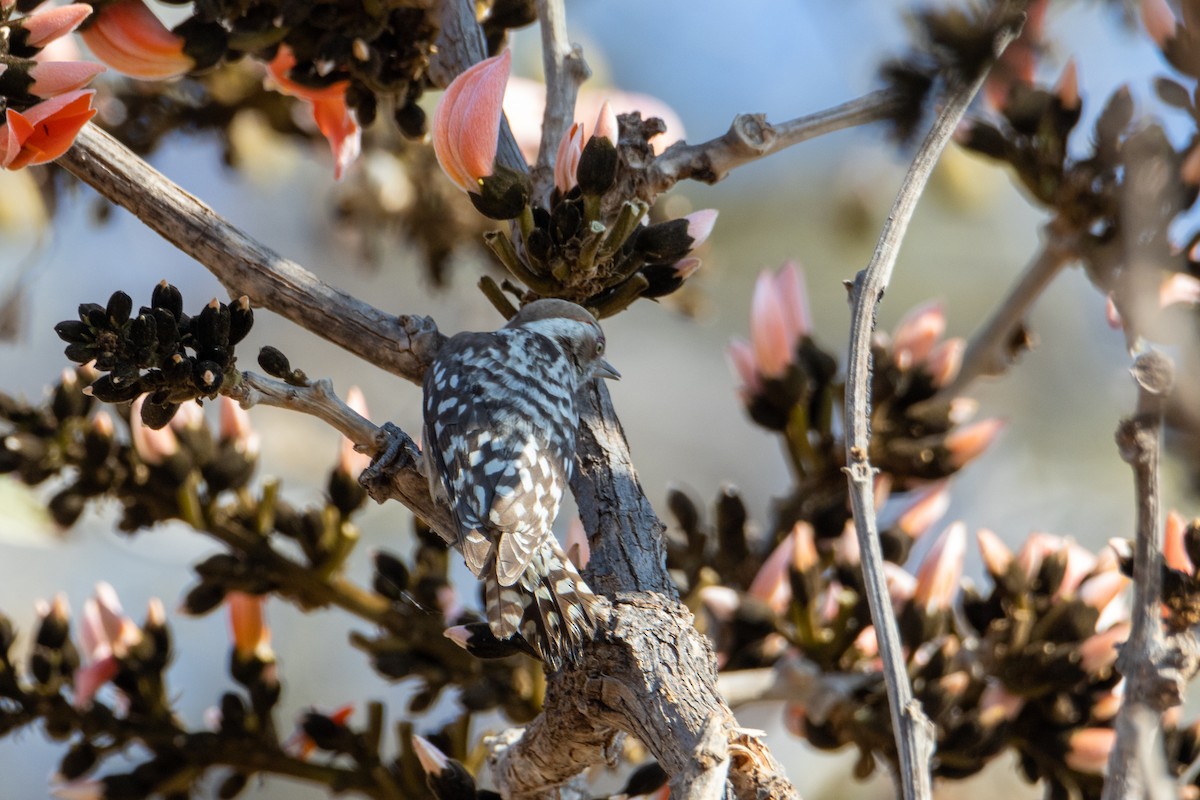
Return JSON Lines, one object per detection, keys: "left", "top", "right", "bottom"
{"left": 530, "top": 0, "right": 589, "bottom": 207}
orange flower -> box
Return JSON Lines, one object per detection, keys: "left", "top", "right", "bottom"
{"left": 79, "top": 0, "right": 192, "bottom": 80}
{"left": 0, "top": 89, "right": 97, "bottom": 170}
{"left": 432, "top": 50, "right": 510, "bottom": 192}
{"left": 266, "top": 45, "right": 360, "bottom": 180}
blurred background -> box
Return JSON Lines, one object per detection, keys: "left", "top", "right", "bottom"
{"left": 0, "top": 0, "right": 1187, "bottom": 796}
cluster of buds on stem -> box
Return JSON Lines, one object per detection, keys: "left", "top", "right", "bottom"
{"left": 431, "top": 50, "right": 718, "bottom": 317}
{"left": 728, "top": 263, "right": 1001, "bottom": 545}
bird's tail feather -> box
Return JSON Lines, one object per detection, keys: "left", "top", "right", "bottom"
{"left": 482, "top": 538, "right": 604, "bottom": 670}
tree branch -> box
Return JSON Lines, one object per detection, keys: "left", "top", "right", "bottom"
{"left": 1102, "top": 353, "right": 1179, "bottom": 800}
{"left": 531, "top": 0, "right": 589, "bottom": 207}
{"left": 935, "top": 228, "right": 1077, "bottom": 400}
{"left": 646, "top": 89, "right": 904, "bottom": 194}
{"left": 842, "top": 15, "right": 1025, "bottom": 800}
{"left": 57, "top": 125, "right": 445, "bottom": 385}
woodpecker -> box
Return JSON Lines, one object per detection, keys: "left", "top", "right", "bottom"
{"left": 422, "top": 299, "right": 618, "bottom": 668}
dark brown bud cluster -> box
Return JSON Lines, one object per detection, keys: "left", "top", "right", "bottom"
{"left": 478, "top": 114, "right": 717, "bottom": 318}
{"left": 880, "top": 3, "right": 1030, "bottom": 143}
{"left": 55, "top": 282, "right": 253, "bottom": 429}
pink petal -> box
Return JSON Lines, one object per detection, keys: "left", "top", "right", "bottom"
{"left": 553, "top": 121, "right": 584, "bottom": 195}
{"left": 591, "top": 99, "right": 618, "bottom": 144}
{"left": 433, "top": 50, "right": 510, "bottom": 192}
{"left": 28, "top": 60, "right": 106, "bottom": 99}
{"left": 913, "top": 521, "right": 966, "bottom": 611}
{"left": 21, "top": 4, "right": 93, "bottom": 48}
{"left": 750, "top": 271, "right": 792, "bottom": 378}
{"left": 1164, "top": 509, "right": 1193, "bottom": 573}
{"left": 683, "top": 209, "right": 718, "bottom": 249}
{"left": 892, "top": 300, "right": 945, "bottom": 370}
{"left": 72, "top": 655, "right": 118, "bottom": 709}
{"left": 727, "top": 339, "right": 761, "bottom": 397}
{"left": 775, "top": 261, "right": 811, "bottom": 346}
{"left": 1141, "top": 0, "right": 1178, "bottom": 45}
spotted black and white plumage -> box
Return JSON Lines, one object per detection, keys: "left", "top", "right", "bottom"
{"left": 422, "top": 299, "right": 618, "bottom": 669}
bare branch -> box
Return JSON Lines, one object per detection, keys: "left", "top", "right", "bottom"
{"left": 935, "top": 230, "right": 1077, "bottom": 399}
{"left": 229, "top": 372, "right": 379, "bottom": 447}
{"left": 647, "top": 89, "right": 903, "bottom": 194}
{"left": 58, "top": 125, "right": 445, "bottom": 385}
{"left": 842, "top": 16, "right": 1025, "bottom": 800}
{"left": 1103, "top": 349, "right": 1178, "bottom": 800}
{"left": 531, "top": 0, "right": 590, "bottom": 207}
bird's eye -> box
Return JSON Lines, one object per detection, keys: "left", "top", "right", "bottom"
{"left": 596, "top": 340, "right": 605, "bottom": 355}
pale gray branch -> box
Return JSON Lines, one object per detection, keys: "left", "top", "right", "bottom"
{"left": 647, "top": 89, "right": 903, "bottom": 194}
{"left": 229, "top": 372, "right": 379, "bottom": 446}
{"left": 935, "top": 230, "right": 1076, "bottom": 400}
{"left": 841, "top": 14, "right": 1025, "bottom": 800}
{"left": 1103, "top": 349, "right": 1177, "bottom": 800}
{"left": 531, "top": 0, "right": 589, "bottom": 207}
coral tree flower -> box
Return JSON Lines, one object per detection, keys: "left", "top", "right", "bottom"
{"left": 74, "top": 583, "right": 144, "bottom": 709}
{"left": 266, "top": 45, "right": 361, "bottom": 180}
{"left": 79, "top": 0, "right": 192, "bottom": 80}
{"left": 12, "top": 3, "right": 93, "bottom": 51}
{"left": 227, "top": 591, "right": 273, "bottom": 663}
{"left": 553, "top": 100, "right": 620, "bottom": 194}
{"left": 729, "top": 261, "right": 811, "bottom": 396}
{"left": 1, "top": 89, "right": 97, "bottom": 169}
{"left": 433, "top": 50, "right": 510, "bottom": 192}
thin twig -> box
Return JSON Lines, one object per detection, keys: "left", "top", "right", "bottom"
{"left": 230, "top": 372, "right": 380, "bottom": 449}
{"left": 1103, "top": 350, "right": 1177, "bottom": 800}
{"left": 531, "top": 0, "right": 589, "bottom": 207}
{"left": 647, "top": 89, "right": 904, "bottom": 194}
{"left": 842, "top": 17, "right": 1025, "bottom": 800}
{"left": 935, "top": 229, "right": 1076, "bottom": 400}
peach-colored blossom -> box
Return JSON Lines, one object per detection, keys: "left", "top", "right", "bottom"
{"left": 1065, "top": 728, "right": 1115, "bottom": 774}
{"left": 674, "top": 257, "right": 702, "bottom": 280}
{"left": 1057, "top": 59, "right": 1080, "bottom": 111}
{"left": 926, "top": 337, "right": 965, "bottom": 387}
{"left": 1165, "top": 509, "right": 1194, "bottom": 573}
{"left": 18, "top": 4, "right": 93, "bottom": 49}
{"left": 592, "top": 100, "right": 618, "bottom": 143}
{"left": 883, "top": 562, "right": 916, "bottom": 608}
{"left": 266, "top": 45, "right": 360, "bottom": 180}
{"left": 0, "top": 89, "right": 96, "bottom": 170}
{"left": 129, "top": 394, "right": 179, "bottom": 464}
{"left": 892, "top": 300, "right": 945, "bottom": 370}
{"left": 684, "top": 209, "right": 718, "bottom": 248}
{"left": 412, "top": 734, "right": 450, "bottom": 777}
{"left": 433, "top": 50, "right": 510, "bottom": 192}
{"left": 727, "top": 339, "right": 761, "bottom": 398}
{"left": 80, "top": 0, "right": 192, "bottom": 80}
{"left": 944, "top": 417, "right": 1005, "bottom": 468}
{"left": 775, "top": 261, "right": 811, "bottom": 346}
{"left": 913, "top": 522, "right": 966, "bottom": 611}
{"left": 979, "top": 679, "right": 1024, "bottom": 725}
{"left": 977, "top": 528, "right": 1013, "bottom": 576}
{"left": 893, "top": 481, "right": 951, "bottom": 538}
{"left": 337, "top": 387, "right": 371, "bottom": 476}
{"left": 219, "top": 395, "right": 260, "bottom": 457}
{"left": 748, "top": 522, "right": 816, "bottom": 613}
{"left": 750, "top": 270, "right": 793, "bottom": 379}
{"left": 1140, "top": 0, "right": 1178, "bottom": 46}
{"left": 1079, "top": 622, "right": 1129, "bottom": 674}
{"left": 553, "top": 121, "right": 584, "bottom": 194}
{"left": 227, "top": 591, "right": 272, "bottom": 662}
{"left": 1077, "top": 570, "right": 1129, "bottom": 616}
{"left": 74, "top": 583, "right": 144, "bottom": 708}
{"left": 50, "top": 779, "right": 105, "bottom": 800}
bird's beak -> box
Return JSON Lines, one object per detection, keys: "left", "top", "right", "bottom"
{"left": 593, "top": 358, "right": 621, "bottom": 381}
